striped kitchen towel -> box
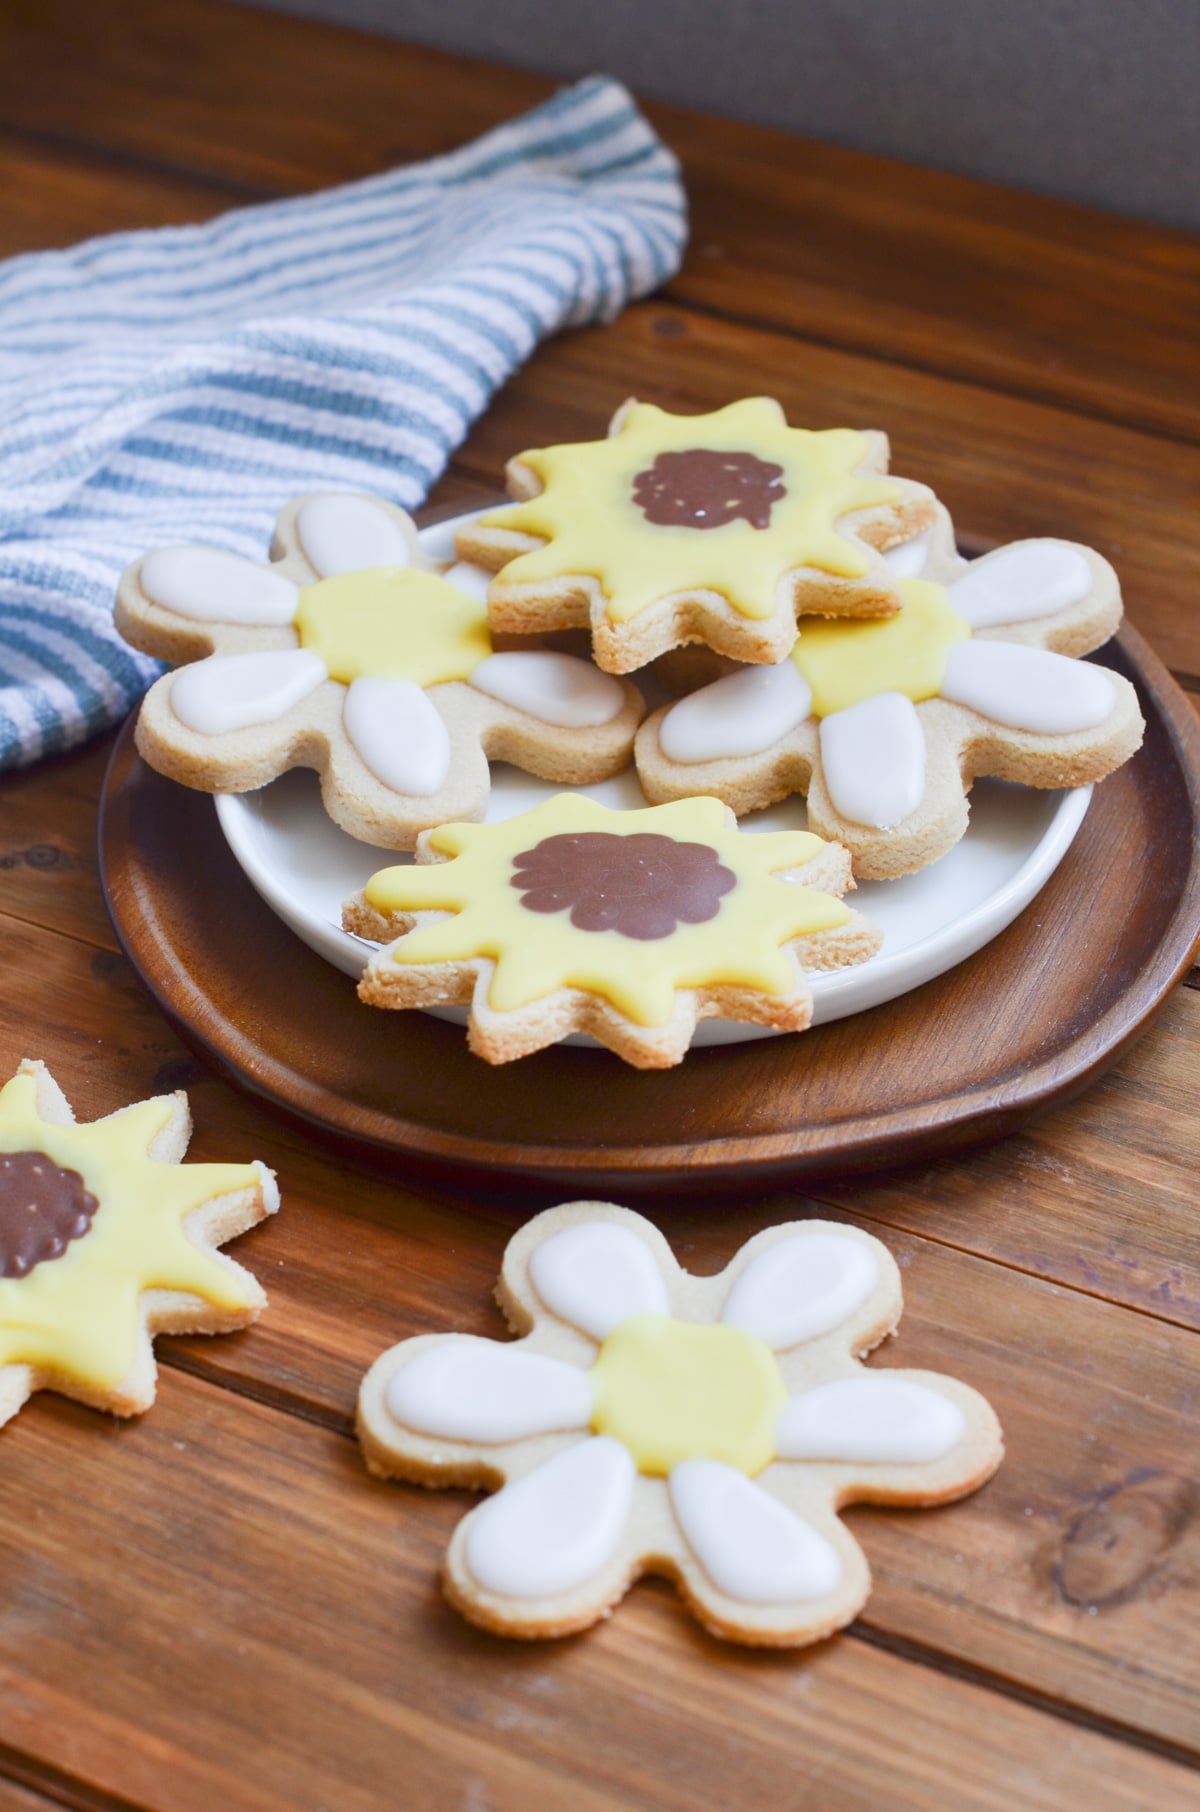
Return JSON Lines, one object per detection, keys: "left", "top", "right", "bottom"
{"left": 0, "top": 76, "right": 686, "bottom": 769}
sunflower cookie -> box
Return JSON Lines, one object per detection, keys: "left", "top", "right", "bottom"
{"left": 344, "top": 793, "right": 880, "bottom": 1067}
{"left": 636, "top": 538, "right": 1144, "bottom": 878}
{"left": 455, "top": 399, "right": 939, "bottom": 673}
{"left": 116, "top": 490, "right": 644, "bottom": 850}
{"left": 0, "top": 1060, "right": 277, "bottom": 1430}
{"left": 358, "top": 1202, "right": 1003, "bottom": 1647}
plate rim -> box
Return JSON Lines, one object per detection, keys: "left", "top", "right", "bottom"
{"left": 98, "top": 505, "right": 1200, "bottom": 1193}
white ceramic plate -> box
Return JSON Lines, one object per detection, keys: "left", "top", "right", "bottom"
{"left": 213, "top": 495, "right": 1091, "bottom": 1041}
{"left": 217, "top": 765, "right": 1089, "bottom": 1044}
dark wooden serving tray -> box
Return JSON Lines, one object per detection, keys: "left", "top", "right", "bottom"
{"left": 98, "top": 623, "right": 1200, "bottom": 1197}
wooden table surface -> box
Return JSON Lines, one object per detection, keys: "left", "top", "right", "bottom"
{"left": 1, "top": 4, "right": 1199, "bottom": 1807}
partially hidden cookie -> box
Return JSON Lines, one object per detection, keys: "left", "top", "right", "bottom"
{"left": 455, "top": 398, "right": 938, "bottom": 673}
{"left": 116, "top": 491, "right": 644, "bottom": 850}
{"left": 358, "top": 1202, "right": 1003, "bottom": 1647}
{"left": 344, "top": 793, "right": 880, "bottom": 1067}
{"left": 0, "top": 1060, "right": 278, "bottom": 1430}
{"left": 636, "top": 538, "right": 1144, "bottom": 878}
{"left": 649, "top": 495, "right": 965, "bottom": 695}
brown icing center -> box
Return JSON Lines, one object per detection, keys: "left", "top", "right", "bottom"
{"left": 631, "top": 448, "right": 786, "bottom": 531}
{"left": 510, "top": 832, "right": 736, "bottom": 941}
{"left": 0, "top": 1149, "right": 99, "bottom": 1280}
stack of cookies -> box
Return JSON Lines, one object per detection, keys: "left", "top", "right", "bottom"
{"left": 117, "top": 398, "right": 1143, "bottom": 1067}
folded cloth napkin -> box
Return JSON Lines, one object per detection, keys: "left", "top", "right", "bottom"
{"left": 0, "top": 76, "right": 686, "bottom": 769}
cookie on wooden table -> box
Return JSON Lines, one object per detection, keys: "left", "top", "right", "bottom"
{"left": 455, "top": 398, "right": 938, "bottom": 673}
{"left": 0, "top": 1060, "right": 277, "bottom": 1430}
{"left": 116, "top": 490, "right": 644, "bottom": 850}
{"left": 358, "top": 1202, "right": 1003, "bottom": 1647}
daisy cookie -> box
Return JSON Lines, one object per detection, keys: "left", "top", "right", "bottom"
{"left": 343, "top": 794, "right": 881, "bottom": 1067}
{"left": 116, "top": 490, "right": 644, "bottom": 850}
{"left": 0, "top": 1060, "right": 278, "bottom": 1430}
{"left": 636, "top": 538, "right": 1144, "bottom": 878}
{"left": 358, "top": 1202, "right": 1003, "bottom": 1647}
{"left": 455, "top": 399, "right": 938, "bottom": 673}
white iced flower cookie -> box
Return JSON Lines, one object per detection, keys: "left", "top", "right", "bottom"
{"left": 358, "top": 1202, "right": 1003, "bottom": 1647}
{"left": 636, "top": 533, "right": 1144, "bottom": 878}
{"left": 115, "top": 491, "right": 644, "bottom": 850}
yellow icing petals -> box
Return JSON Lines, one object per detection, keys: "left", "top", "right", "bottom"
{"left": 590, "top": 1313, "right": 787, "bottom": 1477}
{"left": 295, "top": 567, "right": 492, "bottom": 685}
{"left": 0, "top": 1074, "right": 263, "bottom": 1389}
{"left": 363, "top": 793, "right": 850, "bottom": 1028}
{"left": 792, "top": 577, "right": 970, "bottom": 717}
{"left": 478, "top": 399, "right": 903, "bottom": 623}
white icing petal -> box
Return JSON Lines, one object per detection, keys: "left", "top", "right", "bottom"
{"left": 140, "top": 546, "right": 299, "bottom": 626}
{"left": 658, "top": 660, "right": 813, "bottom": 765}
{"left": 940, "top": 641, "right": 1115, "bottom": 733}
{"left": 882, "top": 529, "right": 933, "bottom": 579}
{"left": 171, "top": 649, "right": 326, "bottom": 735}
{"left": 949, "top": 542, "right": 1092, "bottom": 629}
{"left": 342, "top": 676, "right": 452, "bottom": 796}
{"left": 669, "top": 1459, "right": 842, "bottom": 1603}
{"left": 386, "top": 1340, "right": 592, "bottom": 1445}
{"left": 465, "top": 1436, "right": 636, "bottom": 1599}
{"left": 721, "top": 1232, "right": 878, "bottom": 1350}
{"left": 528, "top": 1220, "right": 669, "bottom": 1342}
{"left": 776, "top": 1376, "right": 966, "bottom": 1465}
{"left": 297, "top": 493, "right": 413, "bottom": 578}
{"left": 818, "top": 692, "right": 926, "bottom": 828}
{"left": 442, "top": 561, "right": 493, "bottom": 605}
{"left": 469, "top": 651, "right": 626, "bottom": 728}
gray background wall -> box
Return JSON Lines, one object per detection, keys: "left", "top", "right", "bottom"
{"left": 253, "top": 0, "right": 1200, "bottom": 230}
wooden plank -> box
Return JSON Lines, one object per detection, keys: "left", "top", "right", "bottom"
{"left": 1, "top": 1373, "right": 1196, "bottom": 1812}
{"left": 444, "top": 303, "right": 1200, "bottom": 680}
{"left": 0, "top": 0, "right": 1194, "bottom": 444}
{"left": 0, "top": 1780, "right": 68, "bottom": 1812}
{"left": 1, "top": 914, "right": 1199, "bottom": 1750}
{"left": 813, "top": 985, "right": 1200, "bottom": 1329}
{"left": 0, "top": 129, "right": 241, "bottom": 258}
{"left": 0, "top": 736, "right": 120, "bottom": 955}
{"left": 662, "top": 115, "right": 1200, "bottom": 445}
{"left": 0, "top": 0, "right": 547, "bottom": 192}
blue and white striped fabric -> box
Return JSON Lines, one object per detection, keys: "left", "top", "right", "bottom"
{"left": 0, "top": 76, "right": 686, "bottom": 769}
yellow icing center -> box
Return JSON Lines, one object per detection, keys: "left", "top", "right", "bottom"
{"left": 792, "top": 577, "right": 970, "bottom": 716}
{"left": 294, "top": 566, "right": 492, "bottom": 685}
{"left": 0, "top": 1074, "right": 263, "bottom": 1390}
{"left": 590, "top": 1313, "right": 787, "bottom": 1476}
{"left": 362, "top": 793, "right": 850, "bottom": 1028}
{"left": 478, "top": 399, "right": 904, "bottom": 623}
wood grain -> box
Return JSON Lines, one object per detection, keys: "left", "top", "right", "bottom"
{"left": 0, "top": 128, "right": 243, "bottom": 257}
{"left": 0, "top": 1, "right": 1196, "bottom": 442}
{"left": 0, "top": 1780, "right": 62, "bottom": 1812}
{"left": 1, "top": 1374, "right": 1197, "bottom": 1812}
{"left": 1, "top": 909, "right": 1200, "bottom": 1751}
{"left": 446, "top": 305, "right": 1200, "bottom": 681}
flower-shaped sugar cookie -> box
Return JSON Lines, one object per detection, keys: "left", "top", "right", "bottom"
{"left": 359, "top": 1202, "right": 1003, "bottom": 1647}
{"left": 344, "top": 793, "right": 881, "bottom": 1067}
{"left": 0, "top": 1060, "right": 277, "bottom": 1430}
{"left": 116, "top": 492, "right": 644, "bottom": 849}
{"left": 636, "top": 538, "right": 1144, "bottom": 878}
{"left": 455, "top": 399, "right": 938, "bottom": 673}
